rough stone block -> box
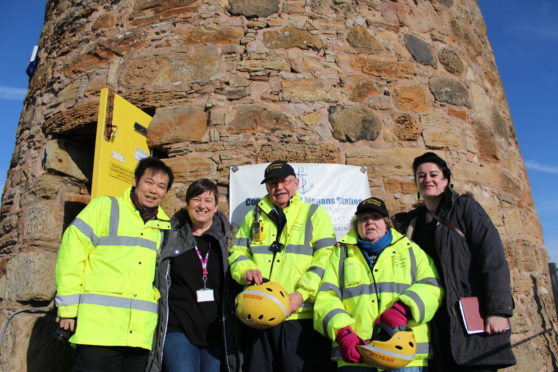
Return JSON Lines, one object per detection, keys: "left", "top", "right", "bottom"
{"left": 148, "top": 106, "right": 208, "bottom": 147}
{"left": 429, "top": 76, "right": 471, "bottom": 108}
{"left": 178, "top": 25, "right": 243, "bottom": 45}
{"left": 226, "top": 104, "right": 295, "bottom": 133}
{"left": 392, "top": 84, "right": 432, "bottom": 112}
{"left": 229, "top": 0, "right": 280, "bottom": 17}
{"left": 404, "top": 34, "right": 435, "bottom": 67}
{"left": 257, "top": 143, "right": 340, "bottom": 163}
{"left": 350, "top": 55, "right": 414, "bottom": 78}
{"left": 282, "top": 79, "right": 332, "bottom": 102}
{"left": 328, "top": 105, "right": 382, "bottom": 142}
{"left": 346, "top": 26, "right": 383, "bottom": 52}
{"left": 44, "top": 139, "right": 89, "bottom": 182}
{"left": 164, "top": 156, "right": 217, "bottom": 182}
{"left": 342, "top": 75, "right": 380, "bottom": 103}
{"left": 473, "top": 122, "right": 499, "bottom": 163}
{"left": 346, "top": 148, "right": 434, "bottom": 176}
{"left": 420, "top": 112, "right": 463, "bottom": 149}
{"left": 393, "top": 113, "right": 420, "bottom": 141}
{"left": 120, "top": 46, "right": 221, "bottom": 89}
{"left": 438, "top": 47, "right": 464, "bottom": 75}
{"left": 263, "top": 27, "right": 323, "bottom": 50}
{"left": 22, "top": 201, "right": 64, "bottom": 243}
{"left": 5, "top": 252, "right": 57, "bottom": 301}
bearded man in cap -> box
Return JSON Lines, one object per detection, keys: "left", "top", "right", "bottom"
{"left": 229, "top": 160, "right": 337, "bottom": 371}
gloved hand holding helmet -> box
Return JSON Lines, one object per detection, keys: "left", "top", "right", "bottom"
{"left": 374, "top": 301, "right": 410, "bottom": 329}
{"left": 235, "top": 281, "right": 290, "bottom": 329}
{"left": 357, "top": 322, "right": 417, "bottom": 369}
{"left": 335, "top": 326, "right": 366, "bottom": 363}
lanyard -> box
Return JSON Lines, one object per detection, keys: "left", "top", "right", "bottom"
{"left": 194, "top": 243, "right": 210, "bottom": 287}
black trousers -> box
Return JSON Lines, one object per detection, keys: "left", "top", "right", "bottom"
{"left": 245, "top": 319, "right": 336, "bottom": 372}
{"left": 73, "top": 345, "right": 149, "bottom": 372}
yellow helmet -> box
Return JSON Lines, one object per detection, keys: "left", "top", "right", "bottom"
{"left": 357, "top": 323, "right": 416, "bottom": 369}
{"left": 235, "top": 281, "right": 290, "bottom": 329}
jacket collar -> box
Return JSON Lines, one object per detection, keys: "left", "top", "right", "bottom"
{"left": 340, "top": 228, "right": 405, "bottom": 246}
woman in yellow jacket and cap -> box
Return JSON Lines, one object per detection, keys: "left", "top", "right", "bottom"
{"left": 314, "top": 197, "right": 443, "bottom": 371}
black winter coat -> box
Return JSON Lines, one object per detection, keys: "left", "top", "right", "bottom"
{"left": 393, "top": 188, "right": 516, "bottom": 368}
{"left": 146, "top": 210, "right": 243, "bottom": 372}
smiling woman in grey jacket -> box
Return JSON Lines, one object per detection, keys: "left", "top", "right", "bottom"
{"left": 146, "top": 179, "right": 242, "bottom": 372}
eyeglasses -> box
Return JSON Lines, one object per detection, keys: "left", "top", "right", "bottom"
{"left": 266, "top": 177, "right": 296, "bottom": 188}
{"left": 357, "top": 214, "right": 384, "bottom": 223}
{"left": 190, "top": 196, "right": 216, "bottom": 205}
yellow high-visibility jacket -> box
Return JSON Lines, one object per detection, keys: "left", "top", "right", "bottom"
{"left": 228, "top": 193, "right": 336, "bottom": 320}
{"left": 55, "top": 187, "right": 170, "bottom": 350}
{"left": 313, "top": 228, "right": 443, "bottom": 368}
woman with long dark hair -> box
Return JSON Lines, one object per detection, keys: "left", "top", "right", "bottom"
{"left": 393, "top": 152, "right": 515, "bottom": 371}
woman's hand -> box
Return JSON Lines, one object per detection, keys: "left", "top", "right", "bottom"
{"left": 243, "top": 269, "right": 263, "bottom": 285}
{"left": 484, "top": 315, "right": 509, "bottom": 335}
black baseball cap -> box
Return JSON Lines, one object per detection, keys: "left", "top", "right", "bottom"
{"left": 355, "top": 197, "right": 389, "bottom": 217}
{"left": 261, "top": 160, "right": 296, "bottom": 184}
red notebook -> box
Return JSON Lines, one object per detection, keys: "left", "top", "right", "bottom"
{"left": 458, "top": 297, "right": 485, "bottom": 334}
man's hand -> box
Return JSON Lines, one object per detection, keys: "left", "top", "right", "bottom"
{"left": 56, "top": 317, "right": 76, "bottom": 332}
{"left": 485, "top": 315, "right": 509, "bottom": 335}
{"left": 288, "top": 292, "right": 303, "bottom": 315}
{"left": 243, "top": 270, "right": 263, "bottom": 285}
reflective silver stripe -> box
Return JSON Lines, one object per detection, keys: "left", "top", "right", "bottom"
{"left": 97, "top": 236, "right": 158, "bottom": 252}
{"left": 108, "top": 196, "right": 119, "bottom": 237}
{"left": 305, "top": 204, "right": 319, "bottom": 247}
{"left": 417, "top": 277, "right": 442, "bottom": 287}
{"left": 285, "top": 244, "right": 312, "bottom": 255}
{"left": 55, "top": 294, "right": 81, "bottom": 306}
{"left": 230, "top": 255, "right": 251, "bottom": 265}
{"left": 408, "top": 246, "right": 417, "bottom": 283}
{"left": 243, "top": 289, "right": 289, "bottom": 316}
{"left": 251, "top": 246, "right": 272, "bottom": 254}
{"left": 322, "top": 308, "right": 349, "bottom": 336}
{"left": 233, "top": 237, "right": 249, "bottom": 247}
{"left": 319, "top": 282, "right": 342, "bottom": 298}
{"left": 404, "top": 290, "right": 425, "bottom": 323}
{"left": 313, "top": 237, "right": 336, "bottom": 251}
{"left": 71, "top": 218, "right": 100, "bottom": 246}
{"left": 342, "top": 282, "right": 410, "bottom": 299}
{"left": 308, "top": 265, "right": 325, "bottom": 278}
{"left": 417, "top": 342, "right": 430, "bottom": 354}
{"left": 80, "top": 293, "right": 158, "bottom": 313}
{"left": 359, "top": 344, "right": 414, "bottom": 361}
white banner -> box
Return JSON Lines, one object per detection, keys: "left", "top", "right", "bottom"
{"left": 229, "top": 163, "right": 371, "bottom": 240}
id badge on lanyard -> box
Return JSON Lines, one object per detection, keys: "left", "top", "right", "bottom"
{"left": 194, "top": 244, "right": 214, "bottom": 302}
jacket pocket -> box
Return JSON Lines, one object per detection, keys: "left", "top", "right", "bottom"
{"left": 343, "top": 257, "right": 367, "bottom": 287}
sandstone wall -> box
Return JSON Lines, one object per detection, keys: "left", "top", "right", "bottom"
{"left": 1, "top": 0, "right": 557, "bottom": 370}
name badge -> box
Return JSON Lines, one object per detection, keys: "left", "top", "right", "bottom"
{"left": 196, "top": 288, "right": 215, "bottom": 302}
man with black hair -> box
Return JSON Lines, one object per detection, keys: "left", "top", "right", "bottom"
{"left": 55, "top": 157, "right": 174, "bottom": 372}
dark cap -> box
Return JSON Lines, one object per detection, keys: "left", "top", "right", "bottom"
{"left": 261, "top": 160, "right": 296, "bottom": 184}
{"left": 355, "top": 197, "right": 389, "bottom": 217}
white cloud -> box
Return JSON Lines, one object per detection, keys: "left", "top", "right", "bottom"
{"left": 525, "top": 160, "right": 558, "bottom": 175}
{"left": 0, "top": 86, "right": 26, "bottom": 101}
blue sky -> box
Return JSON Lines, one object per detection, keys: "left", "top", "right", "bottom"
{"left": 1, "top": 1, "right": 557, "bottom": 262}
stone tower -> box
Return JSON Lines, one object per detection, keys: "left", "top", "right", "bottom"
{"left": 1, "top": 0, "right": 557, "bottom": 370}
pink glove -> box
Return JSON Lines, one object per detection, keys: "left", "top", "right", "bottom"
{"left": 375, "top": 301, "right": 410, "bottom": 328}
{"left": 335, "top": 326, "right": 365, "bottom": 363}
